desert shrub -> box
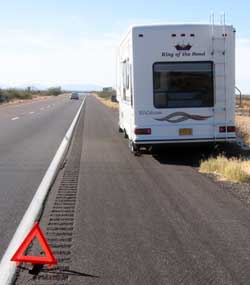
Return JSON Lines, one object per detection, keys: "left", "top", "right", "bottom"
{"left": 200, "top": 155, "right": 250, "bottom": 183}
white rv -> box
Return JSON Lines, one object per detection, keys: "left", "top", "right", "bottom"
{"left": 116, "top": 24, "right": 236, "bottom": 152}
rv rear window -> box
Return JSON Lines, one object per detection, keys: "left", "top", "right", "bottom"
{"left": 153, "top": 62, "right": 214, "bottom": 108}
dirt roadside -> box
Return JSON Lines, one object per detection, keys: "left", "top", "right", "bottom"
{"left": 93, "top": 93, "right": 118, "bottom": 109}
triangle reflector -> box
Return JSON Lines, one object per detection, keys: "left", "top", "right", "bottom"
{"left": 11, "top": 222, "right": 57, "bottom": 265}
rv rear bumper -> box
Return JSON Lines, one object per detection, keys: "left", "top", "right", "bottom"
{"left": 134, "top": 137, "right": 236, "bottom": 144}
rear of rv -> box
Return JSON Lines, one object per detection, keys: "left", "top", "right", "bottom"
{"left": 130, "top": 24, "right": 236, "bottom": 147}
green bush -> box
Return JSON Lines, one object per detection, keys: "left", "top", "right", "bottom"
{"left": 0, "top": 88, "right": 33, "bottom": 103}
{"left": 0, "top": 86, "right": 63, "bottom": 104}
{"left": 47, "top": 87, "right": 62, "bottom": 96}
{"left": 0, "top": 89, "right": 6, "bottom": 103}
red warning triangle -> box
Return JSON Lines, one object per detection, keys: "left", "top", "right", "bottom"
{"left": 11, "top": 222, "right": 57, "bottom": 265}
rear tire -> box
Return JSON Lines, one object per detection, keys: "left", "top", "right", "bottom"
{"left": 129, "top": 140, "right": 140, "bottom": 156}
{"left": 124, "top": 130, "right": 128, "bottom": 139}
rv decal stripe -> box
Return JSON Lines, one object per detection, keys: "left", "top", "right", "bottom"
{"left": 154, "top": 112, "right": 212, "bottom": 123}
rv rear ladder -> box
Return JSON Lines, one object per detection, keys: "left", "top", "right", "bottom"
{"left": 211, "top": 14, "right": 228, "bottom": 142}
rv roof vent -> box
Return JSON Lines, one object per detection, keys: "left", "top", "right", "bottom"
{"left": 190, "top": 34, "right": 195, "bottom": 37}
{"left": 171, "top": 34, "right": 176, "bottom": 37}
{"left": 181, "top": 33, "right": 185, "bottom": 37}
{"left": 138, "top": 34, "right": 144, "bottom": 38}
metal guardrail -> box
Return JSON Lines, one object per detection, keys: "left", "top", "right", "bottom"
{"left": 235, "top": 86, "right": 242, "bottom": 107}
{"left": 235, "top": 87, "right": 250, "bottom": 116}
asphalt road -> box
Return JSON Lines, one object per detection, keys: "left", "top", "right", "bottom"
{"left": 69, "top": 96, "right": 250, "bottom": 284}
{"left": 0, "top": 95, "right": 83, "bottom": 259}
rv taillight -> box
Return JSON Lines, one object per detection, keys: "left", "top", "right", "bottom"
{"left": 219, "top": 126, "right": 236, "bottom": 133}
{"left": 219, "top": 126, "right": 226, "bottom": 133}
{"left": 227, "top": 126, "right": 235, "bottom": 132}
{"left": 134, "top": 128, "right": 151, "bottom": 135}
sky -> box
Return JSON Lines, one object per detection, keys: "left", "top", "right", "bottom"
{"left": 0, "top": 0, "right": 249, "bottom": 92}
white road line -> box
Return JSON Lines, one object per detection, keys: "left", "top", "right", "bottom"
{"left": 0, "top": 97, "right": 86, "bottom": 284}
{"left": 11, "top": 117, "right": 19, "bottom": 121}
{"left": 29, "top": 111, "right": 35, "bottom": 114}
{"left": 47, "top": 105, "right": 51, "bottom": 108}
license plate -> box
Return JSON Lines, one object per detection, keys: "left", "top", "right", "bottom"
{"left": 179, "top": 128, "right": 193, "bottom": 136}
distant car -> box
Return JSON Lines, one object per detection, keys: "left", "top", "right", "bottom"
{"left": 0, "top": 95, "right": 5, "bottom": 103}
{"left": 111, "top": 94, "right": 118, "bottom": 102}
{"left": 70, "top": 92, "right": 79, "bottom": 100}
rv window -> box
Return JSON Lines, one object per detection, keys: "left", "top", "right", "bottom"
{"left": 122, "top": 61, "right": 127, "bottom": 100}
{"left": 130, "top": 64, "right": 133, "bottom": 106}
{"left": 153, "top": 62, "right": 214, "bottom": 108}
{"left": 126, "top": 61, "right": 130, "bottom": 90}
{"left": 122, "top": 60, "right": 131, "bottom": 102}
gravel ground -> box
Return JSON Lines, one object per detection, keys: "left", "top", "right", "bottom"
{"left": 205, "top": 172, "right": 250, "bottom": 206}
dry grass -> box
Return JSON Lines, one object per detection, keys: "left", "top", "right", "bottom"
{"left": 236, "top": 97, "right": 250, "bottom": 110}
{"left": 200, "top": 155, "right": 250, "bottom": 183}
{"left": 236, "top": 115, "right": 250, "bottom": 144}
{"left": 93, "top": 93, "right": 118, "bottom": 109}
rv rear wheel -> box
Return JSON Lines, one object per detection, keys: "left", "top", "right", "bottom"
{"left": 129, "top": 140, "right": 139, "bottom": 154}
{"left": 124, "top": 130, "right": 128, "bottom": 139}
